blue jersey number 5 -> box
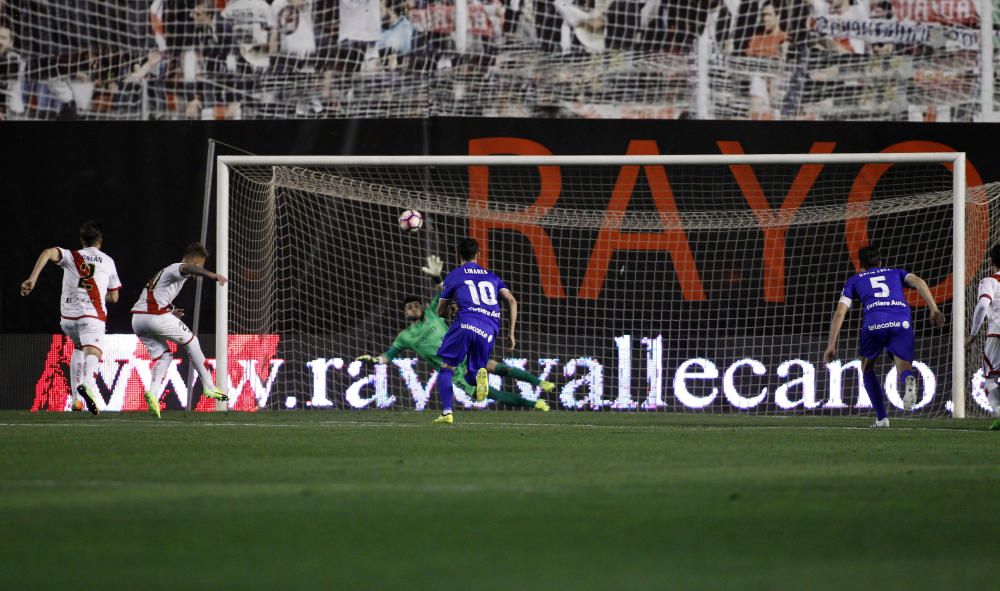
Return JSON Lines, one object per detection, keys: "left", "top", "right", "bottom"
{"left": 869, "top": 276, "right": 889, "bottom": 298}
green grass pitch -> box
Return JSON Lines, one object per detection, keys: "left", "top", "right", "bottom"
{"left": 1, "top": 411, "right": 998, "bottom": 590}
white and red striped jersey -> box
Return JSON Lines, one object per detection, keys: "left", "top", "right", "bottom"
{"left": 57, "top": 247, "right": 121, "bottom": 322}
{"left": 131, "top": 263, "right": 189, "bottom": 315}
{"left": 976, "top": 274, "right": 1000, "bottom": 335}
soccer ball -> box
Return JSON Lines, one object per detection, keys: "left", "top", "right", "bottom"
{"left": 398, "top": 209, "right": 423, "bottom": 232}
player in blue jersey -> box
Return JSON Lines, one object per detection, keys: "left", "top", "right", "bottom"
{"left": 823, "top": 246, "right": 944, "bottom": 427}
{"left": 355, "top": 256, "right": 553, "bottom": 415}
{"left": 433, "top": 238, "right": 517, "bottom": 424}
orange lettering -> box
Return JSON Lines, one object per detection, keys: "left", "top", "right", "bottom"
{"left": 579, "top": 140, "right": 705, "bottom": 301}
{"left": 468, "top": 137, "right": 567, "bottom": 298}
{"left": 846, "top": 140, "right": 986, "bottom": 306}
{"left": 718, "top": 141, "right": 837, "bottom": 302}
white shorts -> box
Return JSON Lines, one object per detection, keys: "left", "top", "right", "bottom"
{"left": 60, "top": 317, "right": 106, "bottom": 355}
{"left": 131, "top": 313, "right": 195, "bottom": 360}
{"left": 984, "top": 337, "right": 1000, "bottom": 390}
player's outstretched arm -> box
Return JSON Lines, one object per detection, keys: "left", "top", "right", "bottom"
{"left": 967, "top": 277, "right": 996, "bottom": 347}
{"left": 823, "top": 302, "right": 849, "bottom": 364}
{"left": 180, "top": 263, "right": 228, "bottom": 286}
{"left": 359, "top": 337, "right": 409, "bottom": 365}
{"left": 903, "top": 273, "right": 944, "bottom": 326}
{"left": 20, "top": 247, "right": 61, "bottom": 296}
{"left": 967, "top": 299, "right": 989, "bottom": 348}
{"left": 357, "top": 354, "right": 388, "bottom": 364}
{"left": 420, "top": 255, "right": 444, "bottom": 284}
{"left": 500, "top": 288, "right": 517, "bottom": 351}
{"left": 420, "top": 256, "right": 446, "bottom": 317}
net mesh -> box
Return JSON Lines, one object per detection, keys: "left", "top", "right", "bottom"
{"left": 0, "top": 1, "right": 996, "bottom": 120}
{"left": 224, "top": 157, "right": 1000, "bottom": 416}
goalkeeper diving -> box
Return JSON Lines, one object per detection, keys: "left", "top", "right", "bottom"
{"left": 357, "top": 255, "right": 553, "bottom": 416}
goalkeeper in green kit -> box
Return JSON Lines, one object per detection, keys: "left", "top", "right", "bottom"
{"left": 357, "top": 256, "right": 553, "bottom": 411}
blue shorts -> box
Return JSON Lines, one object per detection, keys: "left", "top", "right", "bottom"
{"left": 858, "top": 317, "right": 914, "bottom": 362}
{"left": 437, "top": 321, "right": 496, "bottom": 383}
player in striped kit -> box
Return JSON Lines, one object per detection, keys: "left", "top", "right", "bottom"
{"left": 132, "top": 243, "right": 229, "bottom": 418}
{"left": 966, "top": 244, "right": 1000, "bottom": 430}
{"left": 21, "top": 221, "right": 121, "bottom": 415}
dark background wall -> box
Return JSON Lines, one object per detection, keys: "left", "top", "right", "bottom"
{"left": 3, "top": 119, "right": 1000, "bottom": 411}
{"left": 4, "top": 118, "right": 1000, "bottom": 336}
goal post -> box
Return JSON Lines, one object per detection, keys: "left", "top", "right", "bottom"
{"left": 215, "top": 152, "right": 987, "bottom": 417}
{"left": 953, "top": 152, "right": 966, "bottom": 417}
{"left": 215, "top": 159, "right": 231, "bottom": 413}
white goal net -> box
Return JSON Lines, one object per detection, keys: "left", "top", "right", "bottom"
{"left": 218, "top": 153, "right": 1000, "bottom": 417}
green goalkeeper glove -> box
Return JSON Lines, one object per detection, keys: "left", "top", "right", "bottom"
{"left": 421, "top": 255, "right": 444, "bottom": 280}
{"left": 356, "top": 355, "right": 380, "bottom": 364}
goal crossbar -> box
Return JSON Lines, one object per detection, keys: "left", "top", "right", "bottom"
{"left": 218, "top": 153, "right": 964, "bottom": 167}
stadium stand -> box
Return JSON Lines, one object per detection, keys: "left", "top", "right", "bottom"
{"left": 0, "top": 0, "right": 996, "bottom": 120}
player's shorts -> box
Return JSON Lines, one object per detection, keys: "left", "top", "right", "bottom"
{"left": 982, "top": 337, "right": 1000, "bottom": 389}
{"left": 131, "top": 313, "right": 195, "bottom": 360}
{"left": 857, "top": 314, "right": 914, "bottom": 362}
{"left": 60, "top": 317, "right": 106, "bottom": 356}
{"left": 437, "top": 321, "right": 496, "bottom": 381}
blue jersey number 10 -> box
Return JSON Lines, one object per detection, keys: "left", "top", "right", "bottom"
{"left": 464, "top": 280, "right": 498, "bottom": 306}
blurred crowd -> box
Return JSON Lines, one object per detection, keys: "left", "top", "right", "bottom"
{"left": 0, "top": 0, "right": 995, "bottom": 120}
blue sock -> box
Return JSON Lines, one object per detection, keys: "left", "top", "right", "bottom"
{"left": 900, "top": 369, "right": 915, "bottom": 392}
{"left": 437, "top": 367, "right": 454, "bottom": 414}
{"left": 863, "top": 370, "right": 887, "bottom": 420}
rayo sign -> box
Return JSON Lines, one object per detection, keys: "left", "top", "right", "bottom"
{"left": 467, "top": 138, "right": 985, "bottom": 306}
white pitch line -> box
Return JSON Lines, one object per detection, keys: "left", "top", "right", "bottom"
{"left": 0, "top": 422, "right": 111, "bottom": 428}
{"left": 458, "top": 421, "right": 989, "bottom": 434}
{"left": 0, "top": 478, "right": 545, "bottom": 495}
{"left": 0, "top": 420, "right": 415, "bottom": 429}
{"left": 0, "top": 420, "right": 989, "bottom": 434}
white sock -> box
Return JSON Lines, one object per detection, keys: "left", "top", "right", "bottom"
{"left": 184, "top": 338, "right": 218, "bottom": 392}
{"left": 83, "top": 353, "right": 104, "bottom": 410}
{"left": 150, "top": 354, "right": 172, "bottom": 399}
{"left": 83, "top": 354, "right": 99, "bottom": 391}
{"left": 69, "top": 349, "right": 85, "bottom": 404}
